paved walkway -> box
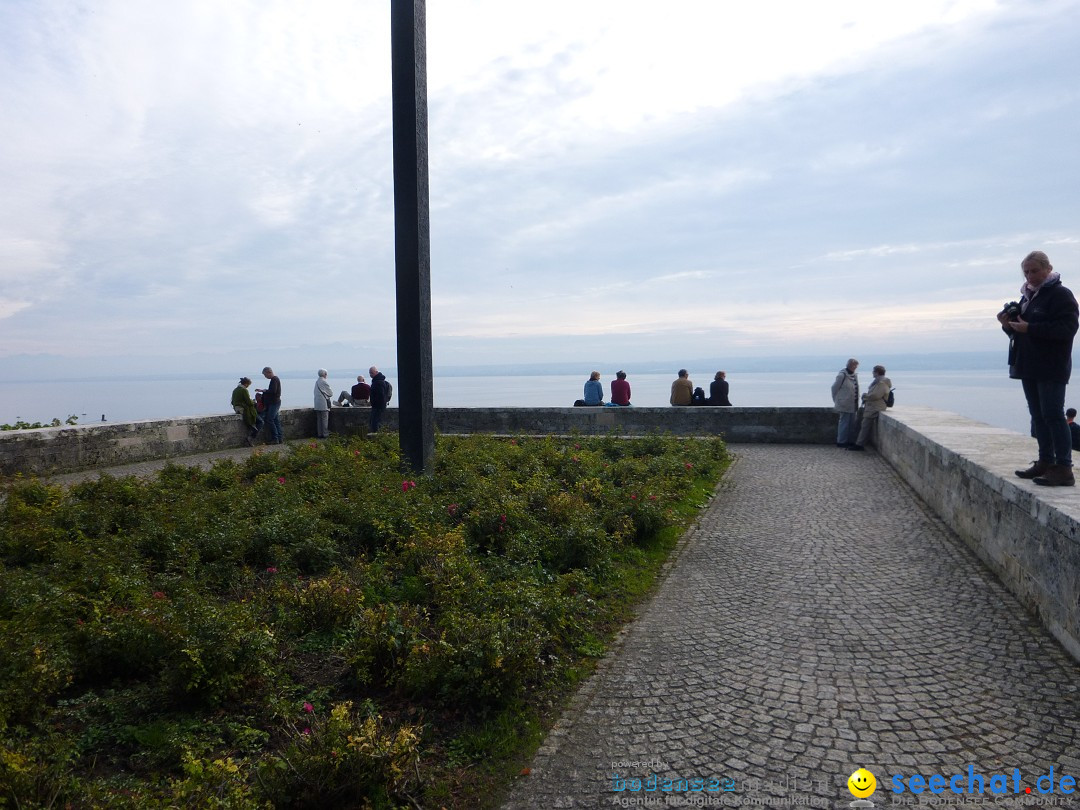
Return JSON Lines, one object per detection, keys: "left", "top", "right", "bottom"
{"left": 502, "top": 445, "right": 1080, "bottom": 809}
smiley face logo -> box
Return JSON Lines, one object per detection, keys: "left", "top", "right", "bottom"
{"left": 847, "top": 768, "right": 877, "bottom": 799}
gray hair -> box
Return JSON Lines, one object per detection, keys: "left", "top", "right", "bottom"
{"left": 318, "top": 368, "right": 328, "bottom": 378}
{"left": 1023, "top": 251, "right": 1052, "bottom": 272}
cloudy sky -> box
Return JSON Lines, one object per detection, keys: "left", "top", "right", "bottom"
{"left": 2, "top": 0, "right": 1078, "bottom": 377}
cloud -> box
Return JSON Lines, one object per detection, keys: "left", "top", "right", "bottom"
{"left": 0, "top": 0, "right": 1078, "bottom": 370}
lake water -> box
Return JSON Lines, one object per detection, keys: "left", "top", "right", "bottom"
{"left": 0, "top": 369, "right": 1037, "bottom": 436}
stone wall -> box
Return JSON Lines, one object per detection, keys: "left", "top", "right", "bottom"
{"left": 0, "top": 406, "right": 836, "bottom": 477}
{"left": 876, "top": 406, "right": 1080, "bottom": 661}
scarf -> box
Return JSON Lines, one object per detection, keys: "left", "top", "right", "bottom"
{"left": 1020, "top": 271, "right": 1061, "bottom": 314}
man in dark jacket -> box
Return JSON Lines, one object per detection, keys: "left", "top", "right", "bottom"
{"left": 258, "top": 366, "right": 283, "bottom": 444}
{"left": 1000, "top": 251, "right": 1079, "bottom": 486}
{"left": 368, "top": 365, "right": 390, "bottom": 434}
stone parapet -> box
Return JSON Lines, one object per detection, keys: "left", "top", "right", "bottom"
{"left": 0, "top": 406, "right": 835, "bottom": 477}
{"left": 877, "top": 406, "right": 1080, "bottom": 661}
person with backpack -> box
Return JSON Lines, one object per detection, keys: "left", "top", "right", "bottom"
{"left": 368, "top": 365, "right": 392, "bottom": 434}
{"left": 849, "top": 365, "right": 892, "bottom": 451}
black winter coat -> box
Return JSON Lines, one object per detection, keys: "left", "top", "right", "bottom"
{"left": 1005, "top": 277, "right": 1079, "bottom": 383}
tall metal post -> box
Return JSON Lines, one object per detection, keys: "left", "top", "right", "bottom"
{"left": 391, "top": 0, "right": 434, "bottom": 472}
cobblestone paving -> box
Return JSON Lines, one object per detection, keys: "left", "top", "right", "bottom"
{"left": 502, "top": 445, "right": 1080, "bottom": 809}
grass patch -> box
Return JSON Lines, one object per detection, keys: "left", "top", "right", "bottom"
{"left": 0, "top": 432, "right": 728, "bottom": 808}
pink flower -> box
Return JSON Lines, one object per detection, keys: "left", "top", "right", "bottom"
{"left": 303, "top": 702, "right": 314, "bottom": 713}
{"left": 277, "top": 477, "right": 285, "bottom": 484}
{"left": 447, "top": 503, "right": 459, "bottom": 516}
{"left": 401, "top": 480, "right": 417, "bottom": 492}
{"left": 510, "top": 439, "right": 518, "bottom": 446}
{"left": 266, "top": 566, "right": 278, "bottom": 574}
{"left": 302, "top": 727, "right": 311, "bottom": 735}
{"left": 630, "top": 494, "right": 637, "bottom": 500}
{"left": 574, "top": 443, "right": 581, "bottom": 450}
{"left": 309, "top": 442, "right": 317, "bottom": 448}
{"left": 571, "top": 456, "right": 579, "bottom": 463}
{"left": 649, "top": 495, "right": 658, "bottom": 501}
{"left": 685, "top": 463, "right": 693, "bottom": 470}
{"left": 353, "top": 450, "right": 361, "bottom": 457}
{"left": 152, "top": 591, "right": 166, "bottom": 600}
{"left": 500, "top": 514, "right": 507, "bottom": 523}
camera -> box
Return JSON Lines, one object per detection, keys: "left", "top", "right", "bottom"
{"left": 1001, "top": 301, "right": 1022, "bottom": 319}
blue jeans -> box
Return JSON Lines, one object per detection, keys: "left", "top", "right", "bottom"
{"left": 263, "top": 401, "right": 282, "bottom": 443}
{"left": 836, "top": 411, "right": 857, "bottom": 445}
{"left": 1021, "top": 379, "right": 1071, "bottom": 466}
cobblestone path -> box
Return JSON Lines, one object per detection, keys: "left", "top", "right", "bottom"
{"left": 502, "top": 445, "right": 1080, "bottom": 809}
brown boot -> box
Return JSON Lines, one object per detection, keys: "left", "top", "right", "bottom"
{"left": 1015, "top": 459, "right": 1052, "bottom": 479}
{"left": 1033, "top": 465, "right": 1076, "bottom": 487}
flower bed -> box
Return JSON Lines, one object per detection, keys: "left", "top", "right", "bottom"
{"left": 0, "top": 432, "right": 728, "bottom": 808}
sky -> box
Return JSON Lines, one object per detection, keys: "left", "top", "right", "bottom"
{"left": 2, "top": 0, "right": 1079, "bottom": 378}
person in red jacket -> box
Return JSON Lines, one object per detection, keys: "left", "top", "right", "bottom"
{"left": 610, "top": 370, "right": 631, "bottom": 406}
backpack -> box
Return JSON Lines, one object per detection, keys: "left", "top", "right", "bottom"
{"left": 885, "top": 388, "right": 895, "bottom": 408}
{"left": 691, "top": 387, "right": 707, "bottom": 405}
{"left": 384, "top": 381, "right": 393, "bottom": 403}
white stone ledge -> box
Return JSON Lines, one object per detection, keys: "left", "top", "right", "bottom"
{"left": 878, "top": 406, "right": 1080, "bottom": 662}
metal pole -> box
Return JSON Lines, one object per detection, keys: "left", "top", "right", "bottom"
{"left": 390, "top": 0, "right": 434, "bottom": 472}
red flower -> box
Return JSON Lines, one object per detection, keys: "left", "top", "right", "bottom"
{"left": 447, "top": 503, "right": 459, "bottom": 516}
{"left": 266, "top": 566, "right": 278, "bottom": 574}
{"left": 301, "top": 727, "right": 311, "bottom": 736}
{"left": 402, "top": 480, "right": 417, "bottom": 492}
{"left": 277, "top": 477, "right": 285, "bottom": 484}
{"left": 500, "top": 514, "right": 507, "bottom": 523}
{"left": 649, "top": 495, "right": 658, "bottom": 501}
{"left": 685, "top": 462, "right": 693, "bottom": 470}
{"left": 152, "top": 591, "right": 166, "bottom": 600}
{"left": 303, "top": 702, "right": 314, "bottom": 713}
{"left": 630, "top": 494, "right": 637, "bottom": 500}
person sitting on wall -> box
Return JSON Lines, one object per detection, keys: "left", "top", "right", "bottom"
{"left": 583, "top": 371, "right": 605, "bottom": 406}
{"left": 231, "top": 376, "right": 262, "bottom": 446}
{"left": 1068, "top": 408, "right": 1080, "bottom": 451}
{"left": 670, "top": 369, "right": 693, "bottom": 406}
{"left": 610, "top": 370, "right": 631, "bottom": 406}
{"left": 709, "top": 371, "right": 732, "bottom": 406}
{"left": 337, "top": 374, "right": 371, "bottom": 407}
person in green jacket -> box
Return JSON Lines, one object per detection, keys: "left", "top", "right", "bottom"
{"left": 231, "top": 377, "right": 262, "bottom": 445}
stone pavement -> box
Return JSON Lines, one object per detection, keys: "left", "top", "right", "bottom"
{"left": 502, "top": 445, "right": 1080, "bottom": 809}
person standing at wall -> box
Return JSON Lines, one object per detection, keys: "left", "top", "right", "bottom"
{"left": 849, "top": 365, "right": 891, "bottom": 451}
{"left": 831, "top": 358, "right": 859, "bottom": 448}
{"left": 1000, "top": 250, "right": 1079, "bottom": 486}
{"left": 313, "top": 369, "right": 333, "bottom": 439}
{"left": 258, "top": 366, "right": 283, "bottom": 444}
{"left": 368, "top": 365, "right": 391, "bottom": 435}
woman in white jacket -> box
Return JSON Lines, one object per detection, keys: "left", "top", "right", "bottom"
{"left": 313, "top": 369, "right": 334, "bottom": 439}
